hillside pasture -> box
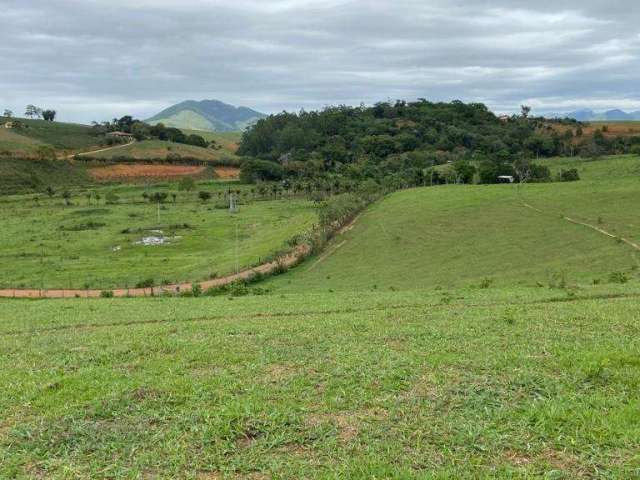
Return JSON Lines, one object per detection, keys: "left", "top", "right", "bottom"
{"left": 88, "top": 139, "right": 239, "bottom": 164}
{"left": 0, "top": 117, "right": 100, "bottom": 156}
{"left": 268, "top": 155, "right": 640, "bottom": 292}
{"left": 0, "top": 159, "right": 90, "bottom": 195}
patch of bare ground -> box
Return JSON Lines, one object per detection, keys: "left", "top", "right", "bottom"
{"left": 89, "top": 164, "right": 206, "bottom": 181}
{"left": 24, "top": 463, "right": 48, "bottom": 479}
{"left": 214, "top": 166, "right": 240, "bottom": 179}
{"left": 503, "top": 447, "right": 587, "bottom": 476}
{"left": 131, "top": 387, "right": 163, "bottom": 402}
{"left": 307, "top": 408, "right": 388, "bottom": 443}
{"left": 400, "top": 372, "right": 440, "bottom": 401}
{"left": 197, "top": 472, "right": 222, "bottom": 479}
{"left": 262, "top": 363, "right": 299, "bottom": 384}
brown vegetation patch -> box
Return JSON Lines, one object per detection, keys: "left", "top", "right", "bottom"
{"left": 263, "top": 363, "right": 298, "bottom": 383}
{"left": 131, "top": 387, "right": 162, "bottom": 402}
{"left": 89, "top": 164, "right": 206, "bottom": 181}
{"left": 306, "top": 408, "right": 387, "bottom": 443}
{"left": 547, "top": 122, "right": 640, "bottom": 143}
{"left": 214, "top": 166, "right": 240, "bottom": 179}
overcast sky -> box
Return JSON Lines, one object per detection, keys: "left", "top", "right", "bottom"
{"left": 2, "top": 0, "right": 639, "bottom": 123}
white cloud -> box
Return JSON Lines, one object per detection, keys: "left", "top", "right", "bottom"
{"left": 0, "top": 0, "right": 638, "bottom": 122}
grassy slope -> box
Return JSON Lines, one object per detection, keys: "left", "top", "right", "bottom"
{"left": 0, "top": 117, "right": 99, "bottom": 155}
{"left": 151, "top": 110, "right": 215, "bottom": 131}
{"left": 268, "top": 155, "right": 640, "bottom": 293}
{"left": 90, "top": 139, "right": 239, "bottom": 163}
{"left": 0, "top": 188, "right": 315, "bottom": 289}
{"left": 0, "top": 159, "right": 90, "bottom": 195}
{"left": 2, "top": 285, "right": 640, "bottom": 478}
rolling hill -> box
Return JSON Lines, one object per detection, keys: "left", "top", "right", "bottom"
{"left": 146, "top": 99, "right": 266, "bottom": 132}
{"left": 0, "top": 117, "right": 101, "bottom": 157}
{"left": 267, "top": 154, "right": 640, "bottom": 292}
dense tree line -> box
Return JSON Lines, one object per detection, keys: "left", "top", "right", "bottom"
{"left": 237, "top": 100, "right": 640, "bottom": 185}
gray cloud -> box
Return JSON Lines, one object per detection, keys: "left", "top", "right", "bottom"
{"left": 1, "top": 0, "right": 639, "bottom": 123}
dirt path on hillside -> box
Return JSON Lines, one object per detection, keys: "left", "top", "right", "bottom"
{"left": 65, "top": 140, "right": 135, "bottom": 159}
{"left": 522, "top": 202, "right": 640, "bottom": 252}
{"left": 0, "top": 244, "right": 310, "bottom": 299}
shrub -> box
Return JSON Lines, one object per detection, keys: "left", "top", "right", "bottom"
{"left": 135, "top": 278, "right": 155, "bottom": 289}
{"left": 105, "top": 192, "right": 120, "bottom": 204}
{"left": 191, "top": 283, "right": 203, "bottom": 297}
{"left": 559, "top": 168, "right": 580, "bottom": 182}
{"left": 100, "top": 290, "right": 114, "bottom": 298}
{"left": 198, "top": 191, "right": 212, "bottom": 202}
{"left": 608, "top": 271, "right": 629, "bottom": 284}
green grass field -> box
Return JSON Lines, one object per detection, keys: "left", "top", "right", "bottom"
{"left": 0, "top": 185, "right": 315, "bottom": 289}
{"left": 3, "top": 154, "right": 640, "bottom": 478}
{"left": 267, "top": 155, "right": 640, "bottom": 293}
{"left": 2, "top": 285, "right": 640, "bottom": 478}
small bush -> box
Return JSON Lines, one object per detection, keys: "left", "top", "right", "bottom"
{"left": 100, "top": 290, "right": 114, "bottom": 298}
{"left": 608, "top": 271, "right": 629, "bottom": 284}
{"left": 559, "top": 168, "right": 580, "bottom": 182}
{"left": 479, "top": 277, "right": 493, "bottom": 289}
{"left": 135, "top": 278, "right": 155, "bottom": 289}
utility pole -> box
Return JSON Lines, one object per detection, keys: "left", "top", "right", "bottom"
{"left": 235, "top": 220, "right": 239, "bottom": 274}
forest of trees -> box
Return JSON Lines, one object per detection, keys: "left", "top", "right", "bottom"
{"left": 237, "top": 100, "right": 640, "bottom": 185}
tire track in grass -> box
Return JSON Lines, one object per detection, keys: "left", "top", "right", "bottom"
{"left": 522, "top": 202, "right": 640, "bottom": 252}
{"left": 2, "top": 291, "right": 639, "bottom": 337}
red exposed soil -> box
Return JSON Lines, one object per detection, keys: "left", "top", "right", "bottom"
{"left": 89, "top": 164, "right": 206, "bottom": 181}
{"left": 214, "top": 166, "right": 240, "bottom": 179}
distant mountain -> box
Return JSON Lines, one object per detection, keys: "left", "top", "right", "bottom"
{"left": 543, "top": 109, "right": 640, "bottom": 121}
{"left": 146, "top": 100, "right": 267, "bottom": 132}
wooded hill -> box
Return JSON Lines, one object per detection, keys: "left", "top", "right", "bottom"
{"left": 237, "top": 100, "right": 640, "bottom": 184}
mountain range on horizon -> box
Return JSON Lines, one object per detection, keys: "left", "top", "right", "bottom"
{"left": 541, "top": 108, "right": 640, "bottom": 122}
{"left": 146, "top": 99, "right": 267, "bottom": 132}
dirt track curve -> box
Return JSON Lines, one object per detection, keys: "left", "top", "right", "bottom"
{"left": 66, "top": 139, "right": 136, "bottom": 159}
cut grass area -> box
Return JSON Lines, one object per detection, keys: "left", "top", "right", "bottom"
{"left": 0, "top": 187, "right": 315, "bottom": 289}
{"left": 89, "top": 139, "right": 239, "bottom": 163}
{"left": 1, "top": 285, "right": 640, "bottom": 478}
{"left": 268, "top": 155, "right": 640, "bottom": 292}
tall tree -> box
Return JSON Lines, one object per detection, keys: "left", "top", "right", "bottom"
{"left": 25, "top": 105, "right": 42, "bottom": 119}
{"left": 42, "top": 110, "right": 56, "bottom": 121}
